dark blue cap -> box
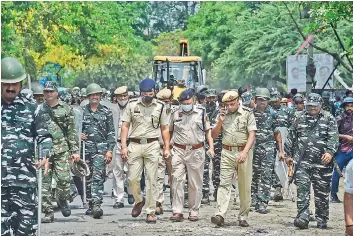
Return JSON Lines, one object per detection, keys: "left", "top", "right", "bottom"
{"left": 139, "top": 78, "right": 155, "bottom": 92}
{"left": 179, "top": 88, "right": 194, "bottom": 102}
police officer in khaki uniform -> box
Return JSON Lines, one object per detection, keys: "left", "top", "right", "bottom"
{"left": 210, "top": 91, "right": 257, "bottom": 227}
{"left": 169, "top": 89, "right": 214, "bottom": 222}
{"left": 155, "top": 88, "right": 176, "bottom": 214}
{"left": 121, "top": 78, "right": 170, "bottom": 224}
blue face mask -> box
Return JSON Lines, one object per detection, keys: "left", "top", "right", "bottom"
{"left": 181, "top": 104, "right": 193, "bottom": 112}
{"left": 164, "top": 103, "right": 171, "bottom": 110}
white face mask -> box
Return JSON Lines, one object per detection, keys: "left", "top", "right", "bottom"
{"left": 117, "top": 99, "right": 128, "bottom": 107}
{"left": 181, "top": 104, "right": 193, "bottom": 112}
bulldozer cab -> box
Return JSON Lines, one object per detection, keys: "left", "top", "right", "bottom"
{"left": 153, "top": 40, "right": 204, "bottom": 100}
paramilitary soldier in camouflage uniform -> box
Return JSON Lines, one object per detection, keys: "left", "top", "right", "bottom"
{"left": 285, "top": 93, "right": 339, "bottom": 229}
{"left": 121, "top": 78, "right": 171, "bottom": 224}
{"left": 211, "top": 91, "right": 256, "bottom": 227}
{"left": 251, "top": 88, "right": 284, "bottom": 214}
{"left": 1, "top": 57, "right": 53, "bottom": 236}
{"left": 241, "top": 91, "right": 255, "bottom": 110}
{"left": 321, "top": 91, "right": 335, "bottom": 116}
{"left": 32, "top": 85, "right": 44, "bottom": 104}
{"left": 292, "top": 93, "right": 305, "bottom": 113}
{"left": 269, "top": 91, "right": 294, "bottom": 202}
{"left": 81, "top": 83, "right": 116, "bottom": 219}
{"left": 203, "top": 89, "right": 218, "bottom": 204}
{"left": 40, "top": 81, "right": 81, "bottom": 223}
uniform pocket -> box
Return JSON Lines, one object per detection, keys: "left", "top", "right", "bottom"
{"left": 133, "top": 113, "right": 144, "bottom": 124}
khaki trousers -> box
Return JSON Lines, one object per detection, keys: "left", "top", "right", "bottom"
{"left": 127, "top": 141, "right": 160, "bottom": 215}
{"left": 156, "top": 148, "right": 166, "bottom": 204}
{"left": 171, "top": 146, "right": 205, "bottom": 217}
{"left": 215, "top": 148, "right": 253, "bottom": 220}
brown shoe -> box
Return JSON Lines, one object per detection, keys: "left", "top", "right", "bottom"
{"left": 188, "top": 216, "right": 198, "bottom": 222}
{"left": 146, "top": 214, "right": 157, "bottom": 224}
{"left": 170, "top": 213, "right": 184, "bottom": 222}
{"left": 239, "top": 220, "right": 249, "bottom": 227}
{"left": 155, "top": 202, "right": 163, "bottom": 215}
{"left": 131, "top": 198, "right": 145, "bottom": 218}
{"left": 211, "top": 215, "right": 224, "bottom": 226}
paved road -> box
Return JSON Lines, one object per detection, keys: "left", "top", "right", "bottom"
{"left": 40, "top": 178, "right": 346, "bottom": 236}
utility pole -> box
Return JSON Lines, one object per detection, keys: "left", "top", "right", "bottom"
{"left": 306, "top": 40, "right": 315, "bottom": 94}
{"left": 300, "top": 3, "right": 316, "bottom": 94}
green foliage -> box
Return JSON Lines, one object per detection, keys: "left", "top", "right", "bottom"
{"left": 2, "top": 1, "right": 352, "bottom": 91}
{"left": 184, "top": 2, "right": 353, "bottom": 90}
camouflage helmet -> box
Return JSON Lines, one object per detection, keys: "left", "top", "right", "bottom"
{"left": 70, "top": 160, "right": 90, "bottom": 178}
{"left": 1, "top": 57, "right": 27, "bottom": 83}
{"left": 81, "top": 88, "right": 87, "bottom": 97}
{"left": 270, "top": 90, "right": 282, "bottom": 102}
{"left": 255, "top": 88, "right": 270, "bottom": 99}
{"left": 322, "top": 91, "right": 330, "bottom": 98}
{"left": 196, "top": 85, "right": 208, "bottom": 95}
{"left": 205, "top": 89, "right": 217, "bottom": 98}
{"left": 241, "top": 91, "right": 253, "bottom": 105}
{"left": 72, "top": 86, "right": 80, "bottom": 92}
{"left": 32, "top": 85, "right": 44, "bottom": 95}
{"left": 86, "top": 83, "right": 103, "bottom": 96}
{"left": 341, "top": 97, "right": 353, "bottom": 108}
{"left": 293, "top": 93, "right": 304, "bottom": 99}
{"left": 71, "top": 86, "right": 80, "bottom": 96}
{"left": 306, "top": 93, "right": 323, "bottom": 106}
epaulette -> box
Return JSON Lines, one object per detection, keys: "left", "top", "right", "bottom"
{"left": 156, "top": 100, "right": 164, "bottom": 106}
{"left": 128, "top": 98, "right": 138, "bottom": 103}
{"left": 196, "top": 104, "right": 206, "bottom": 110}
{"left": 242, "top": 106, "right": 253, "bottom": 112}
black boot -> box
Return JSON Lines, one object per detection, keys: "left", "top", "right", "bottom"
{"left": 59, "top": 199, "right": 71, "bottom": 217}
{"left": 85, "top": 201, "right": 93, "bottom": 215}
{"left": 92, "top": 203, "right": 103, "bottom": 219}
{"left": 294, "top": 218, "right": 308, "bottom": 229}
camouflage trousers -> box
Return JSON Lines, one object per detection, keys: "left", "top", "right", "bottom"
{"left": 296, "top": 164, "right": 333, "bottom": 224}
{"left": 251, "top": 143, "right": 275, "bottom": 209}
{"left": 85, "top": 153, "right": 106, "bottom": 205}
{"left": 1, "top": 187, "right": 37, "bottom": 236}
{"left": 202, "top": 155, "right": 210, "bottom": 195}
{"left": 42, "top": 151, "right": 71, "bottom": 213}
{"left": 212, "top": 142, "right": 222, "bottom": 191}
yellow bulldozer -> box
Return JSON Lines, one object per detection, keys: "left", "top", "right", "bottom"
{"left": 153, "top": 39, "right": 205, "bottom": 100}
